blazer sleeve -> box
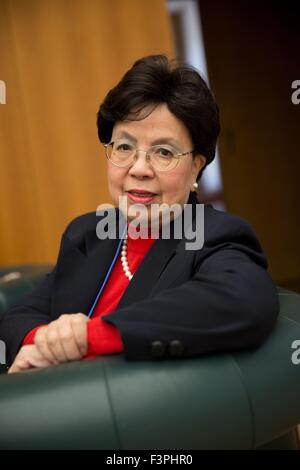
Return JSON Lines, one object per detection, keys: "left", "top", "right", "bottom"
{"left": 101, "top": 218, "right": 280, "bottom": 361}
{"left": 0, "top": 212, "right": 112, "bottom": 366}
{"left": 0, "top": 226, "right": 71, "bottom": 366}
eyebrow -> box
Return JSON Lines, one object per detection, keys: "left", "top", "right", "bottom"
{"left": 114, "top": 131, "right": 182, "bottom": 150}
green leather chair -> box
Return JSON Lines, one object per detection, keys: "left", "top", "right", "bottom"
{"left": 0, "top": 265, "right": 53, "bottom": 316}
{"left": 0, "top": 265, "right": 299, "bottom": 450}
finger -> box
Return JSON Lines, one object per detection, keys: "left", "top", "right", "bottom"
{"left": 8, "top": 346, "right": 31, "bottom": 373}
{"left": 34, "top": 327, "right": 59, "bottom": 365}
{"left": 8, "top": 360, "right": 25, "bottom": 374}
{"left": 8, "top": 345, "right": 54, "bottom": 374}
{"left": 27, "top": 348, "right": 53, "bottom": 369}
{"left": 71, "top": 315, "right": 89, "bottom": 356}
{"left": 8, "top": 357, "right": 33, "bottom": 373}
{"left": 46, "top": 323, "right": 69, "bottom": 362}
{"left": 57, "top": 322, "right": 82, "bottom": 361}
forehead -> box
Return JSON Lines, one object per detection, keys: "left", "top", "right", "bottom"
{"left": 112, "top": 103, "right": 191, "bottom": 145}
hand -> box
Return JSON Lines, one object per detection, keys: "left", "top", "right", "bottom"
{"left": 34, "top": 313, "right": 89, "bottom": 365}
{"left": 8, "top": 345, "right": 53, "bottom": 373}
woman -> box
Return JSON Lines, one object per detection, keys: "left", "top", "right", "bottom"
{"left": 1, "top": 55, "right": 279, "bottom": 373}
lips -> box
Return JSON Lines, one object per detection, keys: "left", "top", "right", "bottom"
{"left": 126, "top": 190, "right": 157, "bottom": 204}
{"left": 127, "top": 190, "right": 157, "bottom": 196}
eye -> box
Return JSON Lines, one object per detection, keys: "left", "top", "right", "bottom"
{"left": 155, "top": 147, "right": 174, "bottom": 158}
{"left": 114, "top": 142, "right": 134, "bottom": 152}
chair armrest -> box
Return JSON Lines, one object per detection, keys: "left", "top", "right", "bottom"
{"left": 0, "top": 291, "right": 299, "bottom": 449}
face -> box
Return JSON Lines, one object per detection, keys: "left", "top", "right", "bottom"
{"left": 106, "top": 103, "right": 206, "bottom": 225}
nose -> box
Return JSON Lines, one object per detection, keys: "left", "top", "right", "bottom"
{"left": 128, "top": 150, "right": 154, "bottom": 178}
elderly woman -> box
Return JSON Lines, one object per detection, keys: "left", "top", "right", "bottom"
{"left": 1, "top": 55, "right": 279, "bottom": 373}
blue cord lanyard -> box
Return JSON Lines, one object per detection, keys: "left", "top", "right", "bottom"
{"left": 87, "top": 224, "right": 128, "bottom": 318}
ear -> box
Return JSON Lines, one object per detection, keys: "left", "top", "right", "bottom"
{"left": 191, "top": 154, "right": 206, "bottom": 183}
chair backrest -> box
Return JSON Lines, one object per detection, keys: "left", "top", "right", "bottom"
{"left": 0, "top": 265, "right": 53, "bottom": 316}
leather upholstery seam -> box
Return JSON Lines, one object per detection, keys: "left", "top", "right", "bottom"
{"left": 228, "top": 355, "right": 256, "bottom": 449}
{"left": 102, "top": 362, "right": 123, "bottom": 450}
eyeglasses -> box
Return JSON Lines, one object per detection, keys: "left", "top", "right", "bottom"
{"left": 104, "top": 140, "right": 195, "bottom": 172}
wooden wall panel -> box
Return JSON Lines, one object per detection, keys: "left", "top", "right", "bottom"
{"left": 0, "top": 0, "right": 174, "bottom": 264}
{"left": 199, "top": 0, "right": 300, "bottom": 291}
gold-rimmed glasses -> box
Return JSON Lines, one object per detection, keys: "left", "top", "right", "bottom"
{"left": 104, "top": 140, "right": 195, "bottom": 172}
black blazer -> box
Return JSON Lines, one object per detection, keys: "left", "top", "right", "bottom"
{"left": 0, "top": 192, "right": 279, "bottom": 365}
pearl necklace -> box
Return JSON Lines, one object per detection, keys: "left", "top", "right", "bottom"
{"left": 121, "top": 234, "right": 133, "bottom": 281}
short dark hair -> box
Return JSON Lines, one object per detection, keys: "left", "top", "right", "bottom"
{"left": 97, "top": 55, "right": 220, "bottom": 180}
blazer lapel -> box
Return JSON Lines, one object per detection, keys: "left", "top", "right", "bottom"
{"left": 116, "top": 235, "right": 180, "bottom": 309}
{"left": 117, "top": 191, "right": 200, "bottom": 309}
{"left": 53, "top": 233, "right": 120, "bottom": 315}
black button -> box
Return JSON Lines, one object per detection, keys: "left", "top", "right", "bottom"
{"left": 169, "top": 340, "right": 184, "bottom": 357}
{"left": 150, "top": 340, "right": 166, "bottom": 358}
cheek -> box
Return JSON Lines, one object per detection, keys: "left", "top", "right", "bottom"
{"left": 107, "top": 167, "right": 126, "bottom": 204}
{"left": 160, "top": 166, "right": 192, "bottom": 200}
{"left": 107, "top": 167, "right": 124, "bottom": 191}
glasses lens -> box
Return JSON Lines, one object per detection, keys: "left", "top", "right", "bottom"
{"left": 107, "top": 141, "right": 135, "bottom": 166}
{"left": 149, "top": 146, "right": 178, "bottom": 171}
